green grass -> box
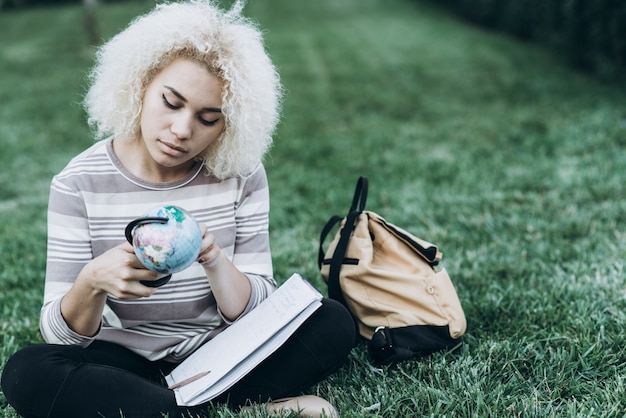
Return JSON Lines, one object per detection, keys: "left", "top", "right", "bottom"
{"left": 2, "top": 0, "right": 626, "bottom": 416}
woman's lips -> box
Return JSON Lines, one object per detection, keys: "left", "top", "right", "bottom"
{"left": 159, "top": 140, "right": 188, "bottom": 156}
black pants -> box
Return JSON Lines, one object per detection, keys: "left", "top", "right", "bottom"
{"left": 1, "top": 299, "right": 356, "bottom": 418}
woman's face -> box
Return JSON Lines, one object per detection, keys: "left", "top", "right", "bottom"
{"left": 138, "top": 59, "right": 225, "bottom": 176}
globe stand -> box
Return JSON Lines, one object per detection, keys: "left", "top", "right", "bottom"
{"left": 140, "top": 274, "right": 172, "bottom": 288}
{"left": 125, "top": 217, "right": 172, "bottom": 287}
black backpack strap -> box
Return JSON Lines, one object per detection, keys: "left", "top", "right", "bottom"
{"left": 318, "top": 215, "right": 343, "bottom": 269}
{"left": 319, "top": 176, "right": 369, "bottom": 306}
{"left": 326, "top": 210, "right": 360, "bottom": 304}
{"left": 349, "top": 176, "right": 368, "bottom": 214}
{"left": 318, "top": 176, "right": 369, "bottom": 269}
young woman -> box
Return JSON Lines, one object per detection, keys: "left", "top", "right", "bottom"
{"left": 0, "top": 1, "right": 355, "bottom": 417}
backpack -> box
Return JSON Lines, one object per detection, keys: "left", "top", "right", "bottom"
{"left": 318, "top": 176, "right": 466, "bottom": 364}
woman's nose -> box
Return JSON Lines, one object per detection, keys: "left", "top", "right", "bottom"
{"left": 170, "top": 113, "right": 193, "bottom": 139}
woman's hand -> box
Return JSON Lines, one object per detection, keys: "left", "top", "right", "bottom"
{"left": 60, "top": 242, "right": 165, "bottom": 337}
{"left": 82, "top": 242, "right": 163, "bottom": 299}
{"left": 196, "top": 223, "right": 224, "bottom": 268}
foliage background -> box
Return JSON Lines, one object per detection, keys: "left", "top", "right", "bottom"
{"left": 430, "top": 0, "right": 626, "bottom": 80}
{"left": 4, "top": 0, "right": 626, "bottom": 81}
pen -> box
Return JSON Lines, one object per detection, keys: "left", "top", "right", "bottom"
{"left": 167, "top": 370, "right": 211, "bottom": 390}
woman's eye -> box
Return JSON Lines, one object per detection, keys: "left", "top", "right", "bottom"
{"left": 162, "top": 94, "right": 179, "bottom": 109}
{"left": 199, "top": 117, "right": 220, "bottom": 127}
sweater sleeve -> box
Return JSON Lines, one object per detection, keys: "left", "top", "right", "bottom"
{"left": 39, "top": 175, "right": 100, "bottom": 346}
{"left": 229, "top": 164, "right": 276, "bottom": 319}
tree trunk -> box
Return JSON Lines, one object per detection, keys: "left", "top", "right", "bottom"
{"left": 83, "top": 0, "right": 101, "bottom": 45}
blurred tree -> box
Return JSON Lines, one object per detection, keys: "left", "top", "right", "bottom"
{"left": 426, "top": 0, "right": 626, "bottom": 80}
{"left": 83, "top": 0, "right": 100, "bottom": 45}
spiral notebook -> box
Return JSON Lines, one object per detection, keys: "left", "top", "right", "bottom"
{"left": 165, "top": 273, "right": 323, "bottom": 406}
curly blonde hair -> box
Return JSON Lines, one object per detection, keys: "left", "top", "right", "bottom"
{"left": 84, "top": 0, "right": 282, "bottom": 179}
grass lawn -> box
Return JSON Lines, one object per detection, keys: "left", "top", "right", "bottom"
{"left": 2, "top": 0, "right": 626, "bottom": 416}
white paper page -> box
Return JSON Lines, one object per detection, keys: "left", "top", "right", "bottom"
{"left": 165, "top": 273, "right": 322, "bottom": 406}
{"left": 180, "top": 300, "right": 321, "bottom": 406}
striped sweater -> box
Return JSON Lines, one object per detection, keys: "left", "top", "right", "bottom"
{"left": 40, "top": 138, "right": 276, "bottom": 362}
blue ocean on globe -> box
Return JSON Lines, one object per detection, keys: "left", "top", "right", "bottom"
{"left": 130, "top": 205, "right": 202, "bottom": 275}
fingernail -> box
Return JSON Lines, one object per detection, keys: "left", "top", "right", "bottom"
{"left": 198, "top": 258, "right": 205, "bottom": 264}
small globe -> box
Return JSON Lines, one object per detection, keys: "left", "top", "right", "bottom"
{"left": 126, "top": 205, "right": 202, "bottom": 278}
